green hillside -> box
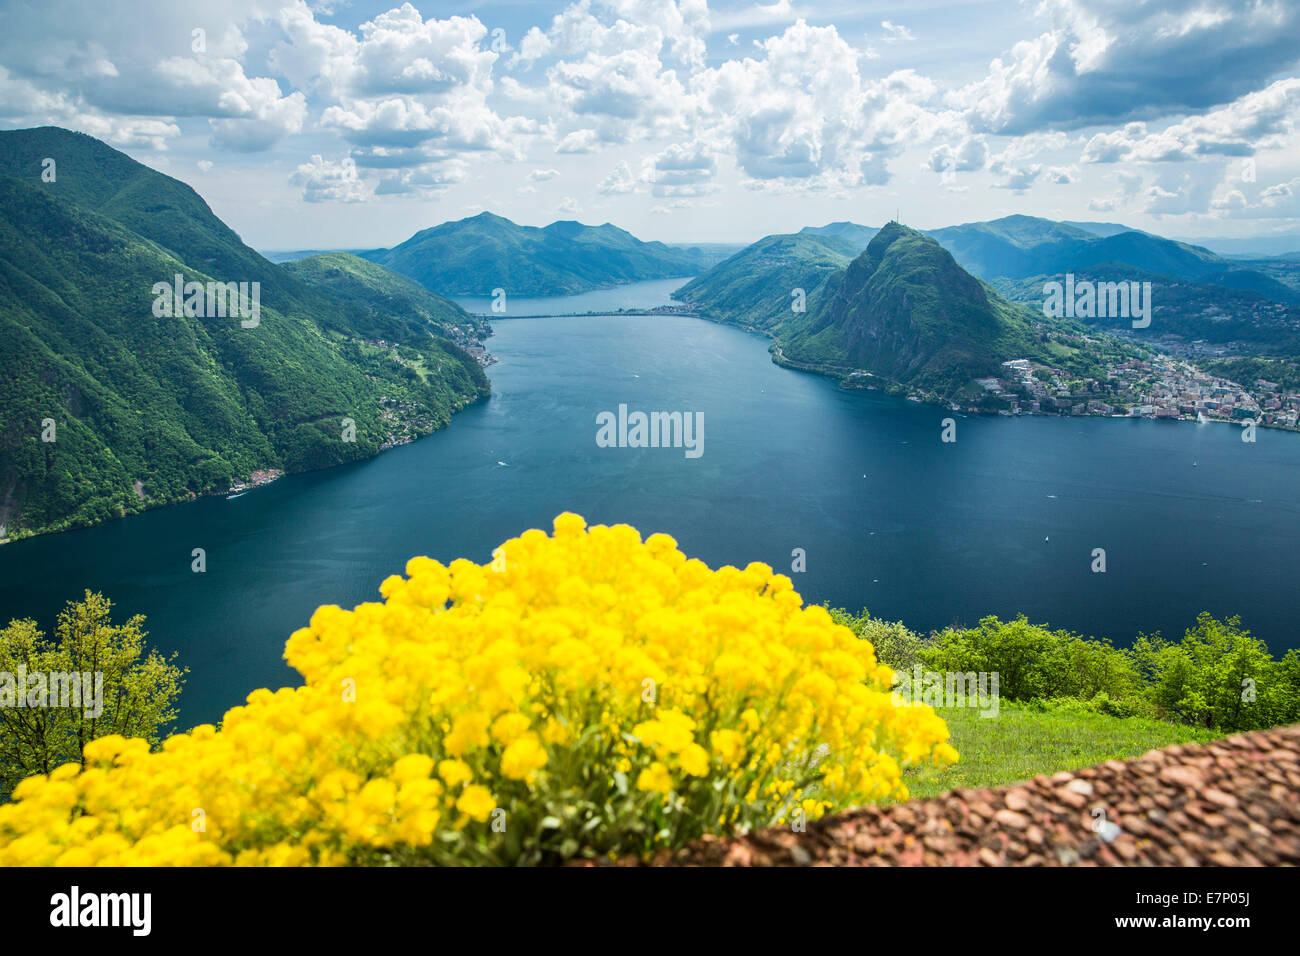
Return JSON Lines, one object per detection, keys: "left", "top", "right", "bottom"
{"left": 365, "top": 212, "right": 708, "bottom": 296}
{"left": 281, "top": 252, "right": 490, "bottom": 344}
{"left": 673, "top": 232, "right": 858, "bottom": 331}
{"left": 927, "top": 214, "right": 1234, "bottom": 285}
{"left": 0, "top": 127, "right": 489, "bottom": 542}
{"left": 682, "top": 221, "right": 1143, "bottom": 402}
{"left": 780, "top": 223, "right": 1043, "bottom": 395}
{"left": 992, "top": 267, "right": 1300, "bottom": 352}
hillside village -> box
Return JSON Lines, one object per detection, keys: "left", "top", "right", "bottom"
{"left": 973, "top": 351, "right": 1300, "bottom": 430}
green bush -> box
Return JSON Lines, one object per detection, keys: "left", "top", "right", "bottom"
{"left": 831, "top": 607, "right": 1300, "bottom": 734}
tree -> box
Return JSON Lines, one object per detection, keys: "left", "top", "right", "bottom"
{"left": 1133, "top": 614, "right": 1282, "bottom": 731}
{"left": 0, "top": 591, "right": 185, "bottom": 798}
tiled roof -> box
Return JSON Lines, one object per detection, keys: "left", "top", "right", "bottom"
{"left": 612, "top": 723, "right": 1300, "bottom": 866}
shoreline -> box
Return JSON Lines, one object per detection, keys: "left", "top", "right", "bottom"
{"left": 676, "top": 299, "right": 1300, "bottom": 435}
{"left": 0, "top": 391, "right": 490, "bottom": 548}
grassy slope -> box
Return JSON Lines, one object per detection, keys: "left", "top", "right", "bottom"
{"left": 903, "top": 702, "right": 1219, "bottom": 800}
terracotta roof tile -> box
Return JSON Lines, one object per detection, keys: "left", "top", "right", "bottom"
{"left": 593, "top": 723, "right": 1300, "bottom": 867}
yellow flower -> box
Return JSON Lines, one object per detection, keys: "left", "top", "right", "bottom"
{"left": 456, "top": 785, "right": 496, "bottom": 823}
{"left": 678, "top": 743, "right": 710, "bottom": 777}
{"left": 491, "top": 712, "right": 532, "bottom": 745}
{"left": 444, "top": 713, "right": 490, "bottom": 757}
{"left": 391, "top": 754, "right": 434, "bottom": 783}
{"left": 437, "top": 759, "right": 473, "bottom": 788}
{"left": 0, "top": 512, "right": 953, "bottom": 867}
{"left": 636, "top": 762, "right": 673, "bottom": 793}
{"left": 709, "top": 729, "right": 744, "bottom": 766}
{"left": 499, "top": 734, "right": 547, "bottom": 782}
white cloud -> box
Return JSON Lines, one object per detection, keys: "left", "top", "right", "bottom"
{"left": 951, "top": 0, "right": 1300, "bottom": 135}
{"left": 928, "top": 137, "right": 988, "bottom": 174}
{"left": 290, "top": 153, "right": 368, "bottom": 202}
{"left": 556, "top": 129, "right": 599, "bottom": 153}
{"left": 1081, "top": 79, "right": 1300, "bottom": 164}
{"left": 597, "top": 161, "right": 638, "bottom": 194}
{"left": 374, "top": 160, "right": 467, "bottom": 197}
{"left": 648, "top": 140, "right": 717, "bottom": 197}
{"left": 880, "top": 21, "right": 915, "bottom": 44}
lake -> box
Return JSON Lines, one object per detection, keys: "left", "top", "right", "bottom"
{"left": 448, "top": 276, "right": 687, "bottom": 315}
{"left": 2, "top": 280, "right": 1299, "bottom": 726}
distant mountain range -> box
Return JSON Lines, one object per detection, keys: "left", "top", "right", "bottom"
{"left": 924, "top": 215, "right": 1298, "bottom": 302}
{"left": 798, "top": 221, "right": 880, "bottom": 248}
{"left": 361, "top": 212, "right": 714, "bottom": 296}
{"left": 787, "top": 215, "right": 1300, "bottom": 305}
{"left": 679, "top": 222, "right": 1140, "bottom": 401}
{"left": 0, "top": 127, "right": 488, "bottom": 541}
{"left": 1174, "top": 235, "right": 1300, "bottom": 259}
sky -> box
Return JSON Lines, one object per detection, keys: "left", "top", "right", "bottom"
{"left": 1, "top": 0, "right": 1299, "bottom": 250}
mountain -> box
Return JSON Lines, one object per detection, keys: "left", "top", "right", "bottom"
{"left": 363, "top": 212, "right": 709, "bottom": 296}
{"left": 664, "top": 242, "right": 748, "bottom": 269}
{"left": 281, "top": 252, "right": 490, "bottom": 344}
{"left": 921, "top": 215, "right": 1300, "bottom": 318}
{"left": 673, "top": 233, "right": 858, "bottom": 331}
{"left": 1175, "top": 234, "right": 1300, "bottom": 258}
{"left": 778, "top": 222, "right": 1045, "bottom": 395}
{"left": 682, "top": 221, "right": 1132, "bottom": 401}
{"left": 1058, "top": 220, "right": 1142, "bottom": 239}
{"left": 1198, "top": 266, "right": 1300, "bottom": 305}
{"left": 927, "top": 214, "right": 1225, "bottom": 282}
{"left": 0, "top": 127, "right": 489, "bottom": 542}
{"left": 992, "top": 266, "right": 1300, "bottom": 352}
{"left": 260, "top": 248, "right": 372, "bottom": 264}
{"left": 799, "top": 221, "right": 879, "bottom": 250}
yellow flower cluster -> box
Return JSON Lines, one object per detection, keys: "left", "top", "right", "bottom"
{"left": 0, "top": 513, "right": 955, "bottom": 865}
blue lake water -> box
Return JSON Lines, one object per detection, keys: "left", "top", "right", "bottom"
{"left": 2, "top": 280, "right": 1298, "bottom": 726}
{"left": 449, "top": 277, "right": 686, "bottom": 315}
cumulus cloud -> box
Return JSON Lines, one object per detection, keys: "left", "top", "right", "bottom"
{"left": 928, "top": 136, "right": 988, "bottom": 175}
{"left": 689, "top": 21, "right": 959, "bottom": 188}
{"left": 644, "top": 140, "right": 717, "bottom": 197}
{"left": 3, "top": 0, "right": 1297, "bottom": 224}
{"left": 290, "top": 153, "right": 367, "bottom": 202}
{"left": 1212, "top": 177, "right": 1300, "bottom": 219}
{"left": 951, "top": 0, "right": 1300, "bottom": 135}
{"left": 1141, "top": 165, "right": 1222, "bottom": 216}
{"left": 556, "top": 129, "right": 599, "bottom": 153}
{"left": 0, "top": 2, "right": 304, "bottom": 151}
{"left": 373, "top": 160, "right": 467, "bottom": 197}
{"left": 597, "top": 161, "right": 639, "bottom": 194}
{"left": 1082, "top": 79, "right": 1300, "bottom": 164}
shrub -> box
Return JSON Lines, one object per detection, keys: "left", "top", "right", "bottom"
{"left": 0, "top": 514, "right": 955, "bottom": 866}
{"left": 918, "top": 615, "right": 1144, "bottom": 703}
{"left": 1132, "top": 614, "right": 1300, "bottom": 731}
{"left": 825, "top": 607, "right": 924, "bottom": 672}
